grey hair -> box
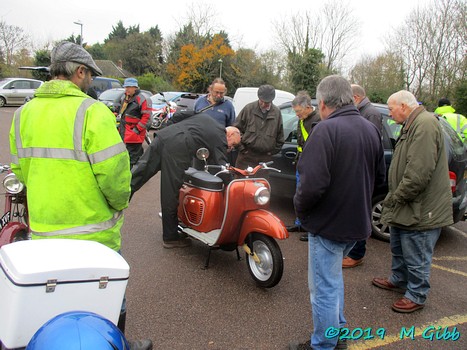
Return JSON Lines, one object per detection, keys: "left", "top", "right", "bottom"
{"left": 292, "top": 90, "right": 312, "bottom": 108}
{"left": 316, "top": 75, "right": 353, "bottom": 109}
{"left": 49, "top": 61, "right": 82, "bottom": 79}
{"left": 351, "top": 84, "right": 366, "bottom": 97}
{"left": 387, "top": 90, "right": 419, "bottom": 109}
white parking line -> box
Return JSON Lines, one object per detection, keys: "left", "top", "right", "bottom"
{"left": 447, "top": 225, "right": 467, "bottom": 238}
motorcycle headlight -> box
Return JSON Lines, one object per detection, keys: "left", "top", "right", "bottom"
{"left": 3, "top": 173, "right": 24, "bottom": 194}
{"left": 254, "top": 186, "right": 270, "bottom": 205}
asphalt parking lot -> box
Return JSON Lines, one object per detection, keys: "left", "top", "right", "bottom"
{"left": 0, "top": 106, "right": 466, "bottom": 349}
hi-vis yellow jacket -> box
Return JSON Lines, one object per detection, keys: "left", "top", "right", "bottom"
{"left": 9, "top": 80, "right": 131, "bottom": 251}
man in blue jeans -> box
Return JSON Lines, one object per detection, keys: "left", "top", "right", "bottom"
{"left": 290, "top": 76, "right": 385, "bottom": 350}
{"left": 373, "top": 90, "right": 453, "bottom": 313}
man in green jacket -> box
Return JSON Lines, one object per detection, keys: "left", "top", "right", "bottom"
{"left": 9, "top": 41, "right": 151, "bottom": 350}
{"left": 372, "top": 90, "right": 453, "bottom": 313}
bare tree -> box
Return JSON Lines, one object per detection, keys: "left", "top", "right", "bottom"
{"left": 387, "top": 0, "right": 466, "bottom": 106}
{"left": 272, "top": 0, "right": 359, "bottom": 74}
{"left": 0, "top": 20, "right": 30, "bottom": 66}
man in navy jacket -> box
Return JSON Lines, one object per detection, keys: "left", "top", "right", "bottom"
{"left": 290, "top": 75, "right": 385, "bottom": 350}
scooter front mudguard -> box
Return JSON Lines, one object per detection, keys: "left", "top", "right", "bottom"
{"left": 238, "top": 209, "right": 289, "bottom": 244}
{"left": 0, "top": 222, "right": 29, "bottom": 248}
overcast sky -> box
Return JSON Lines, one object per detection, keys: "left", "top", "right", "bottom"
{"left": 3, "top": 0, "right": 432, "bottom": 64}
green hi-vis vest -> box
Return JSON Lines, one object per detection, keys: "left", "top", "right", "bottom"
{"left": 297, "top": 120, "right": 310, "bottom": 153}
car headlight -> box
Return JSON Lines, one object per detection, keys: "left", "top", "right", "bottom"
{"left": 254, "top": 186, "right": 270, "bottom": 205}
{"left": 3, "top": 173, "right": 24, "bottom": 194}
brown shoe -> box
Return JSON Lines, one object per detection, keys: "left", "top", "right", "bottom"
{"left": 163, "top": 238, "right": 192, "bottom": 249}
{"left": 392, "top": 297, "right": 424, "bottom": 313}
{"left": 372, "top": 278, "right": 406, "bottom": 293}
{"left": 342, "top": 257, "right": 363, "bottom": 268}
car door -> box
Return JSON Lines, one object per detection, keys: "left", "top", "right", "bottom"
{"left": 8, "top": 80, "right": 36, "bottom": 105}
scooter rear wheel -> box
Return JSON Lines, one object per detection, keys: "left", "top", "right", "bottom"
{"left": 246, "top": 233, "right": 283, "bottom": 288}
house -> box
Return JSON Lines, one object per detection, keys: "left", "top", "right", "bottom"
{"left": 94, "top": 60, "right": 132, "bottom": 79}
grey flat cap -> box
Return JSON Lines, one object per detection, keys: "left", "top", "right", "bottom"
{"left": 258, "top": 84, "right": 276, "bottom": 103}
{"left": 51, "top": 41, "right": 103, "bottom": 76}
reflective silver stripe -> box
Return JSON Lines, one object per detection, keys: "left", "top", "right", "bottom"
{"left": 32, "top": 211, "right": 123, "bottom": 237}
{"left": 137, "top": 121, "right": 146, "bottom": 129}
{"left": 88, "top": 143, "right": 127, "bottom": 164}
{"left": 17, "top": 147, "right": 89, "bottom": 162}
{"left": 74, "top": 99, "right": 97, "bottom": 151}
{"left": 10, "top": 154, "right": 18, "bottom": 164}
{"left": 14, "top": 106, "right": 25, "bottom": 150}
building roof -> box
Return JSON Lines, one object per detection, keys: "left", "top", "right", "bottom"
{"left": 94, "top": 60, "right": 132, "bottom": 78}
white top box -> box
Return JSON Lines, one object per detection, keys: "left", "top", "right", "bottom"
{"left": 0, "top": 239, "right": 129, "bottom": 284}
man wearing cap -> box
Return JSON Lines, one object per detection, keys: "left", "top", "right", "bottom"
{"left": 117, "top": 77, "right": 152, "bottom": 167}
{"left": 234, "top": 84, "right": 284, "bottom": 171}
{"left": 9, "top": 41, "right": 152, "bottom": 350}
{"left": 434, "top": 97, "right": 467, "bottom": 142}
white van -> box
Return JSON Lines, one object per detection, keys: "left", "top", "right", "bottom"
{"left": 233, "top": 87, "right": 295, "bottom": 114}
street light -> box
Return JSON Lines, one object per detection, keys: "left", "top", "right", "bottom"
{"left": 73, "top": 21, "right": 83, "bottom": 46}
{"left": 218, "top": 58, "right": 223, "bottom": 79}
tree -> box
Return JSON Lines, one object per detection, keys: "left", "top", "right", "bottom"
{"left": 387, "top": 0, "right": 466, "bottom": 108}
{"left": 105, "top": 21, "right": 129, "bottom": 42}
{"left": 167, "top": 34, "right": 234, "bottom": 91}
{"left": 288, "top": 48, "right": 324, "bottom": 95}
{"left": 0, "top": 21, "right": 30, "bottom": 66}
{"left": 273, "top": 0, "right": 359, "bottom": 74}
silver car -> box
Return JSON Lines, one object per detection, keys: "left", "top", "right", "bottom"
{"left": 0, "top": 78, "right": 43, "bottom": 107}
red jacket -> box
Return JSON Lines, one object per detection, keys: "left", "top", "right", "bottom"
{"left": 118, "top": 91, "right": 151, "bottom": 143}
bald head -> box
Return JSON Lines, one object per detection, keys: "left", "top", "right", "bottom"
{"left": 351, "top": 84, "right": 366, "bottom": 105}
{"left": 226, "top": 126, "right": 241, "bottom": 149}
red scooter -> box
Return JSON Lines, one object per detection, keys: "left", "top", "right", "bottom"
{"left": 177, "top": 149, "right": 289, "bottom": 288}
{"left": 0, "top": 164, "right": 29, "bottom": 248}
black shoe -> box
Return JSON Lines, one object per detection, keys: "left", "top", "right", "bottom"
{"left": 289, "top": 340, "right": 312, "bottom": 350}
{"left": 128, "top": 339, "right": 153, "bottom": 350}
{"left": 335, "top": 338, "right": 347, "bottom": 349}
{"left": 299, "top": 232, "right": 308, "bottom": 241}
{"left": 163, "top": 238, "right": 192, "bottom": 249}
{"left": 286, "top": 224, "right": 302, "bottom": 232}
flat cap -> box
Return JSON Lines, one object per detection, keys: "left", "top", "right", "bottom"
{"left": 257, "top": 84, "right": 276, "bottom": 103}
{"left": 51, "top": 41, "right": 102, "bottom": 76}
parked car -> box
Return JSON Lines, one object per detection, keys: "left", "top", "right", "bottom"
{"left": 0, "top": 78, "right": 43, "bottom": 107}
{"left": 98, "top": 88, "right": 153, "bottom": 112}
{"left": 150, "top": 91, "right": 190, "bottom": 110}
{"left": 233, "top": 87, "right": 295, "bottom": 114}
{"left": 270, "top": 101, "right": 467, "bottom": 242}
{"left": 90, "top": 77, "right": 122, "bottom": 97}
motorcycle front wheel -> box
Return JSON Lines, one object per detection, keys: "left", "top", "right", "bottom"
{"left": 246, "top": 233, "right": 283, "bottom": 288}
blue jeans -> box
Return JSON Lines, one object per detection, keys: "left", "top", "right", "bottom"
{"left": 294, "top": 169, "right": 301, "bottom": 226}
{"left": 308, "top": 233, "right": 356, "bottom": 350}
{"left": 389, "top": 226, "right": 441, "bottom": 305}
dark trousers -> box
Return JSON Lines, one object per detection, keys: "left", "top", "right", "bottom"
{"left": 347, "top": 239, "right": 366, "bottom": 260}
{"left": 131, "top": 137, "right": 185, "bottom": 242}
{"left": 126, "top": 143, "right": 143, "bottom": 168}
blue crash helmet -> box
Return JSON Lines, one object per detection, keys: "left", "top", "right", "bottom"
{"left": 26, "top": 311, "right": 129, "bottom": 350}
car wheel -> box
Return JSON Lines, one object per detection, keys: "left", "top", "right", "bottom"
{"left": 371, "top": 194, "right": 390, "bottom": 242}
{"left": 0, "top": 97, "right": 6, "bottom": 107}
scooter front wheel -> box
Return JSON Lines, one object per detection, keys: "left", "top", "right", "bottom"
{"left": 246, "top": 233, "right": 284, "bottom": 288}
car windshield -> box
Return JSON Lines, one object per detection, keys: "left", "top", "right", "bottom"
{"left": 99, "top": 89, "right": 123, "bottom": 100}
{"left": 151, "top": 92, "right": 180, "bottom": 104}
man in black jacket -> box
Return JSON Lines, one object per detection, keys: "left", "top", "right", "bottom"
{"left": 131, "top": 113, "right": 240, "bottom": 249}
{"left": 290, "top": 75, "right": 385, "bottom": 350}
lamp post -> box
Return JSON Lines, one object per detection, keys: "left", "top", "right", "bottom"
{"left": 73, "top": 21, "right": 83, "bottom": 46}
{"left": 218, "top": 58, "right": 223, "bottom": 79}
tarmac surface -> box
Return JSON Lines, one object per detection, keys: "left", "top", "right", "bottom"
{"left": 0, "top": 106, "right": 466, "bottom": 349}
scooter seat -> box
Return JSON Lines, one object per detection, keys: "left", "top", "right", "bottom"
{"left": 184, "top": 167, "right": 224, "bottom": 191}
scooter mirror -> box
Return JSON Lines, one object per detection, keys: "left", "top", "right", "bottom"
{"left": 196, "top": 148, "right": 210, "bottom": 160}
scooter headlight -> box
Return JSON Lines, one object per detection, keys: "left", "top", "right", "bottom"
{"left": 254, "top": 186, "right": 270, "bottom": 205}
{"left": 3, "top": 173, "right": 24, "bottom": 194}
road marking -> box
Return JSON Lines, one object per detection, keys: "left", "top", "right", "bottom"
{"left": 447, "top": 226, "right": 467, "bottom": 238}
{"left": 431, "top": 263, "right": 467, "bottom": 277}
{"left": 433, "top": 256, "right": 467, "bottom": 261}
{"left": 349, "top": 314, "right": 467, "bottom": 349}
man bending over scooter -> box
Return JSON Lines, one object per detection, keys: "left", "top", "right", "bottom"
{"left": 130, "top": 112, "right": 241, "bottom": 249}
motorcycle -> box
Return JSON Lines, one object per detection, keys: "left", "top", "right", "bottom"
{"left": 176, "top": 148, "right": 289, "bottom": 288}
{"left": 151, "top": 98, "right": 176, "bottom": 130}
{"left": 0, "top": 164, "right": 29, "bottom": 248}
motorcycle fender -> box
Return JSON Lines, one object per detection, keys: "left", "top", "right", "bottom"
{"left": 238, "top": 209, "right": 289, "bottom": 244}
{"left": 0, "top": 222, "right": 29, "bottom": 248}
